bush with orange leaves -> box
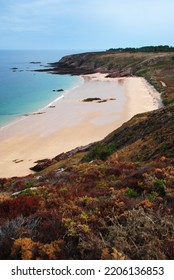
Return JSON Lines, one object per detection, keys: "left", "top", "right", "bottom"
{"left": 10, "top": 238, "right": 63, "bottom": 260}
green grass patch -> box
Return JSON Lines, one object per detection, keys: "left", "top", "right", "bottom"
{"left": 83, "top": 143, "right": 115, "bottom": 162}
{"left": 136, "top": 69, "right": 148, "bottom": 77}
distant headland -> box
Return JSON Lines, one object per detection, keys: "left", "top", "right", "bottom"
{"left": 36, "top": 45, "right": 174, "bottom": 106}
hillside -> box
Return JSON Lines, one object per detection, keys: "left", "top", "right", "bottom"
{"left": 0, "top": 103, "right": 174, "bottom": 260}
{"left": 49, "top": 49, "right": 174, "bottom": 106}
{"left": 0, "top": 48, "right": 174, "bottom": 260}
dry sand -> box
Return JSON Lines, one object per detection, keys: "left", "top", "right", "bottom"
{"left": 0, "top": 74, "right": 162, "bottom": 178}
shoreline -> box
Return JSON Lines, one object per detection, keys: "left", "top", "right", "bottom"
{"left": 0, "top": 75, "right": 84, "bottom": 132}
{"left": 0, "top": 74, "right": 162, "bottom": 178}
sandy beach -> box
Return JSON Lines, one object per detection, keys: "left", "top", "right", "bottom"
{"left": 0, "top": 74, "right": 162, "bottom": 178}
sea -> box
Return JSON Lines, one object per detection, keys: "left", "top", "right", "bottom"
{"left": 0, "top": 50, "right": 82, "bottom": 127}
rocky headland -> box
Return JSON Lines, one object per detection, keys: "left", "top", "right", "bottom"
{"left": 38, "top": 47, "right": 174, "bottom": 106}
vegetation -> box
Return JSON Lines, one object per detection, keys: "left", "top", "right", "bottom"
{"left": 0, "top": 103, "right": 174, "bottom": 260}
{"left": 83, "top": 143, "right": 115, "bottom": 161}
{"left": 107, "top": 45, "right": 174, "bottom": 53}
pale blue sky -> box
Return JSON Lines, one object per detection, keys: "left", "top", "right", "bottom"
{"left": 0, "top": 0, "right": 174, "bottom": 50}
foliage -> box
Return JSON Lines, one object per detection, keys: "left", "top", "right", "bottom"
{"left": 154, "top": 179, "right": 166, "bottom": 195}
{"left": 0, "top": 216, "right": 40, "bottom": 240}
{"left": 10, "top": 238, "right": 63, "bottom": 260}
{"left": 163, "top": 98, "right": 173, "bottom": 106}
{"left": 0, "top": 156, "right": 174, "bottom": 259}
{"left": 125, "top": 188, "right": 138, "bottom": 198}
{"left": 0, "top": 196, "right": 40, "bottom": 221}
{"left": 102, "top": 208, "right": 174, "bottom": 260}
{"left": 107, "top": 45, "right": 174, "bottom": 53}
{"left": 83, "top": 143, "right": 115, "bottom": 161}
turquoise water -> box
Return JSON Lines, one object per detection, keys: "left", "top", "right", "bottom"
{"left": 0, "top": 50, "right": 81, "bottom": 127}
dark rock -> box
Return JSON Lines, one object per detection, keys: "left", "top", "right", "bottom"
{"left": 13, "top": 159, "right": 24, "bottom": 164}
{"left": 30, "top": 144, "right": 92, "bottom": 172}
{"left": 82, "top": 98, "right": 101, "bottom": 102}
{"left": 30, "top": 62, "right": 41, "bottom": 64}
{"left": 54, "top": 144, "right": 92, "bottom": 161}
{"left": 30, "top": 159, "right": 56, "bottom": 172}
{"left": 97, "top": 99, "right": 107, "bottom": 103}
{"left": 52, "top": 89, "right": 64, "bottom": 92}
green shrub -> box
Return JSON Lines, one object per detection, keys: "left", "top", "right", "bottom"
{"left": 160, "top": 142, "right": 167, "bottom": 151}
{"left": 154, "top": 179, "right": 166, "bottom": 195}
{"left": 83, "top": 143, "right": 115, "bottom": 162}
{"left": 58, "top": 163, "right": 67, "bottom": 169}
{"left": 24, "top": 181, "right": 35, "bottom": 188}
{"left": 136, "top": 69, "right": 148, "bottom": 77}
{"left": 125, "top": 188, "right": 138, "bottom": 198}
{"left": 59, "top": 187, "right": 68, "bottom": 193}
{"left": 147, "top": 191, "right": 158, "bottom": 201}
{"left": 163, "top": 98, "right": 172, "bottom": 106}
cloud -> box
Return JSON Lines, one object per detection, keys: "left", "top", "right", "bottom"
{"left": 13, "top": 0, "right": 65, "bottom": 15}
{"left": 0, "top": 0, "right": 69, "bottom": 33}
{"left": 0, "top": 0, "right": 174, "bottom": 49}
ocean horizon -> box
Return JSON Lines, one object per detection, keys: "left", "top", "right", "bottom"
{"left": 0, "top": 50, "right": 82, "bottom": 127}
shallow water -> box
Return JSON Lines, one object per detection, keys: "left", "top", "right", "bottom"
{"left": 0, "top": 50, "right": 81, "bottom": 127}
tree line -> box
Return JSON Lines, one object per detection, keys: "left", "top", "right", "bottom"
{"left": 107, "top": 45, "right": 174, "bottom": 53}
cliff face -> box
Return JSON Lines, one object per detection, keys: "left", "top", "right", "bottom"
{"left": 50, "top": 51, "right": 170, "bottom": 74}
{"left": 50, "top": 52, "right": 105, "bottom": 74}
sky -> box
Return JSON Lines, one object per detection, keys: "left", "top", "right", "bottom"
{"left": 0, "top": 0, "right": 174, "bottom": 50}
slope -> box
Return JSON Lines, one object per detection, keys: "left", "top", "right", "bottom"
{"left": 0, "top": 104, "right": 174, "bottom": 260}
